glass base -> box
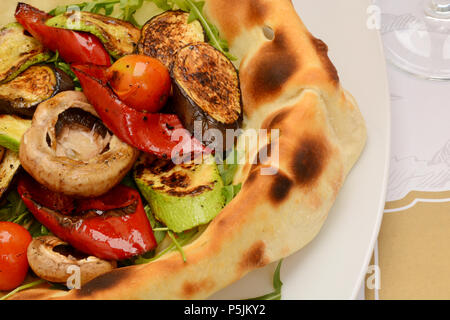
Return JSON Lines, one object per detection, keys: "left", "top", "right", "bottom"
{"left": 377, "top": 0, "right": 450, "bottom": 80}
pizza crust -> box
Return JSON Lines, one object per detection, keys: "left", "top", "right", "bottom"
{"left": 7, "top": 0, "right": 366, "bottom": 299}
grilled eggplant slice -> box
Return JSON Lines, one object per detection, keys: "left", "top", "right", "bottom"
{"left": 138, "top": 10, "right": 205, "bottom": 68}
{"left": 171, "top": 43, "right": 242, "bottom": 151}
{"left": 134, "top": 153, "right": 225, "bottom": 233}
{"left": 46, "top": 12, "right": 140, "bottom": 59}
{"left": 0, "top": 115, "right": 31, "bottom": 152}
{"left": 0, "top": 65, "right": 74, "bottom": 118}
{"left": 0, "top": 23, "right": 52, "bottom": 84}
{"left": 0, "top": 149, "right": 21, "bottom": 199}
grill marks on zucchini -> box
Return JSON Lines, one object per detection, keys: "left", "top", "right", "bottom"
{"left": 136, "top": 155, "right": 215, "bottom": 196}
{"left": 0, "top": 65, "right": 74, "bottom": 118}
{"left": 134, "top": 154, "right": 225, "bottom": 233}
{"left": 0, "top": 23, "right": 52, "bottom": 84}
{"left": 138, "top": 11, "right": 205, "bottom": 68}
{"left": 46, "top": 11, "right": 141, "bottom": 59}
{"left": 171, "top": 43, "right": 242, "bottom": 149}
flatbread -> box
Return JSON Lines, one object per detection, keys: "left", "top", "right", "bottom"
{"left": 5, "top": 0, "right": 366, "bottom": 299}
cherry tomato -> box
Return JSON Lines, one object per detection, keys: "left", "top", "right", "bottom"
{"left": 0, "top": 222, "right": 32, "bottom": 291}
{"left": 107, "top": 55, "right": 171, "bottom": 113}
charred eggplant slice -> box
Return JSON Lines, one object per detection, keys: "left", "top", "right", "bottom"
{"left": 134, "top": 153, "right": 224, "bottom": 233}
{"left": 138, "top": 10, "right": 205, "bottom": 68}
{"left": 0, "top": 23, "right": 52, "bottom": 84}
{"left": 0, "top": 149, "right": 21, "bottom": 199}
{"left": 46, "top": 11, "right": 140, "bottom": 59}
{"left": 0, "top": 65, "right": 74, "bottom": 118}
{"left": 171, "top": 43, "right": 242, "bottom": 150}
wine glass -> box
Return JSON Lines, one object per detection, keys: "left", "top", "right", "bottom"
{"left": 376, "top": 0, "right": 450, "bottom": 80}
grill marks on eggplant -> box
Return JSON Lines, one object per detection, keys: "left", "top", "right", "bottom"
{"left": 0, "top": 65, "right": 74, "bottom": 118}
{"left": 173, "top": 44, "right": 241, "bottom": 125}
{"left": 46, "top": 12, "right": 141, "bottom": 59}
{"left": 0, "top": 23, "right": 51, "bottom": 84}
{"left": 138, "top": 11, "right": 205, "bottom": 69}
{"left": 138, "top": 11, "right": 242, "bottom": 150}
{"left": 171, "top": 43, "right": 242, "bottom": 149}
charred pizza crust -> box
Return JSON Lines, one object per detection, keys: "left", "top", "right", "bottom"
{"left": 8, "top": 0, "right": 366, "bottom": 300}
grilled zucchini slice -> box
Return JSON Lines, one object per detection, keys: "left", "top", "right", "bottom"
{"left": 138, "top": 10, "right": 205, "bottom": 68}
{"left": 171, "top": 43, "right": 242, "bottom": 151}
{"left": 0, "top": 115, "right": 31, "bottom": 152}
{"left": 46, "top": 12, "right": 140, "bottom": 59}
{"left": 0, "top": 23, "right": 52, "bottom": 84}
{"left": 0, "top": 149, "right": 21, "bottom": 199}
{"left": 0, "top": 65, "right": 74, "bottom": 118}
{"left": 134, "top": 154, "right": 225, "bottom": 233}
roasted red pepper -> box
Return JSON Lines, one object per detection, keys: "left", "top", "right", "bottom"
{"left": 15, "top": 3, "right": 111, "bottom": 66}
{"left": 72, "top": 64, "right": 209, "bottom": 159}
{"left": 17, "top": 174, "right": 157, "bottom": 260}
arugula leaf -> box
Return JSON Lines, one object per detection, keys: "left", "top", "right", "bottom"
{"left": 247, "top": 260, "right": 283, "bottom": 300}
{"left": 49, "top": 0, "right": 144, "bottom": 26}
{"left": 167, "top": 230, "right": 186, "bottom": 262}
{"left": 217, "top": 149, "right": 242, "bottom": 204}
{"left": 217, "top": 149, "right": 239, "bottom": 186}
{"left": 222, "top": 184, "right": 241, "bottom": 205}
{"left": 144, "top": 205, "right": 167, "bottom": 245}
{"left": 0, "top": 279, "right": 46, "bottom": 301}
{"left": 48, "top": 51, "right": 82, "bottom": 90}
{"left": 134, "top": 227, "right": 197, "bottom": 264}
{"left": 0, "top": 190, "right": 49, "bottom": 238}
{"left": 49, "top": 1, "right": 121, "bottom": 16}
{"left": 149, "top": 0, "right": 236, "bottom": 60}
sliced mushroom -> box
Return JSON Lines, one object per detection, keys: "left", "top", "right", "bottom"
{"left": 19, "top": 91, "right": 139, "bottom": 198}
{"left": 27, "top": 236, "right": 116, "bottom": 285}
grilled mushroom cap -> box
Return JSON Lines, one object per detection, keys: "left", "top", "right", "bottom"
{"left": 27, "top": 236, "right": 116, "bottom": 285}
{"left": 19, "top": 91, "right": 139, "bottom": 198}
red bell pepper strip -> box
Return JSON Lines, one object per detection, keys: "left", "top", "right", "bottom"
{"left": 17, "top": 174, "right": 157, "bottom": 261}
{"left": 72, "top": 64, "right": 209, "bottom": 159}
{"left": 15, "top": 3, "right": 111, "bottom": 66}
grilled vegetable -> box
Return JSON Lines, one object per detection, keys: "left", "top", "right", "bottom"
{"left": 138, "top": 10, "right": 205, "bottom": 68}
{"left": 19, "top": 91, "right": 139, "bottom": 198}
{"left": 171, "top": 43, "right": 243, "bottom": 151}
{"left": 46, "top": 11, "right": 140, "bottom": 59}
{"left": 0, "top": 149, "right": 21, "bottom": 199}
{"left": 107, "top": 55, "right": 171, "bottom": 113}
{"left": 72, "top": 63, "right": 207, "bottom": 159}
{"left": 15, "top": 3, "right": 111, "bottom": 66}
{"left": 0, "top": 22, "right": 51, "bottom": 84}
{"left": 18, "top": 176, "right": 158, "bottom": 260}
{"left": 27, "top": 236, "right": 116, "bottom": 285}
{"left": 0, "top": 115, "right": 31, "bottom": 152}
{"left": 0, "top": 65, "right": 74, "bottom": 118}
{"left": 134, "top": 154, "right": 224, "bottom": 233}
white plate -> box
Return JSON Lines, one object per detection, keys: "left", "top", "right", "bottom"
{"left": 0, "top": 0, "right": 390, "bottom": 300}
{"left": 210, "top": 0, "right": 391, "bottom": 300}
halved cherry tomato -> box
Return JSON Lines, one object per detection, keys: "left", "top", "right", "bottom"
{"left": 107, "top": 55, "right": 171, "bottom": 113}
{"left": 0, "top": 222, "right": 32, "bottom": 291}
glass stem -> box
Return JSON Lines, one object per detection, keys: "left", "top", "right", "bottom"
{"left": 426, "top": 0, "right": 450, "bottom": 17}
